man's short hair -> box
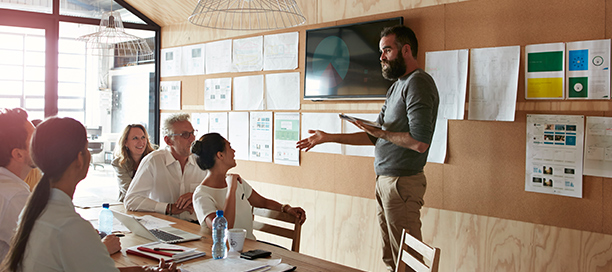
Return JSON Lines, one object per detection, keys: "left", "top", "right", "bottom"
{"left": 381, "top": 25, "right": 419, "bottom": 59}
{"left": 162, "top": 113, "right": 191, "bottom": 137}
{"left": 0, "top": 108, "right": 29, "bottom": 167}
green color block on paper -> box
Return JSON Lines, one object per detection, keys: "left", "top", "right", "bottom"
{"left": 528, "top": 51, "right": 563, "bottom": 72}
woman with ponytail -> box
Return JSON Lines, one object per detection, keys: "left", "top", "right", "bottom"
{"left": 1, "top": 117, "right": 178, "bottom": 272}
{"left": 191, "top": 133, "right": 306, "bottom": 240}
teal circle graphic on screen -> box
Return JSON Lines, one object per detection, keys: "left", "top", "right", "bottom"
{"left": 312, "top": 36, "right": 350, "bottom": 88}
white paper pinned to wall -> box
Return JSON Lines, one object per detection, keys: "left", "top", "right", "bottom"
{"left": 264, "top": 32, "right": 299, "bottom": 71}
{"left": 206, "top": 39, "right": 232, "bottom": 74}
{"left": 265, "top": 72, "right": 300, "bottom": 110}
{"left": 229, "top": 112, "right": 250, "bottom": 161}
{"left": 233, "top": 36, "right": 263, "bottom": 72}
{"left": 301, "top": 112, "right": 342, "bottom": 154}
{"left": 234, "top": 75, "right": 264, "bottom": 110}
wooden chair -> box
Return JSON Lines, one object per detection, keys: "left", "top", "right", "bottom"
{"left": 395, "top": 229, "right": 440, "bottom": 272}
{"left": 252, "top": 207, "right": 302, "bottom": 252}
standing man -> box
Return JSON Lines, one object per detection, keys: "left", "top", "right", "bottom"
{"left": 297, "top": 25, "right": 439, "bottom": 271}
{"left": 125, "top": 113, "right": 208, "bottom": 222}
{"left": 0, "top": 108, "right": 35, "bottom": 261}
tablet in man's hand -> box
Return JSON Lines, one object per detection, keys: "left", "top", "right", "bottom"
{"left": 339, "top": 114, "right": 382, "bottom": 128}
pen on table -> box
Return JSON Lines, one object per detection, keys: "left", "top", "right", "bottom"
{"left": 154, "top": 248, "right": 184, "bottom": 252}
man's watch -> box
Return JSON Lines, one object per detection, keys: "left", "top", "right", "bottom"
{"left": 165, "top": 203, "right": 172, "bottom": 215}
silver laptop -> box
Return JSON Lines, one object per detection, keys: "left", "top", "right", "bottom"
{"left": 112, "top": 211, "right": 201, "bottom": 244}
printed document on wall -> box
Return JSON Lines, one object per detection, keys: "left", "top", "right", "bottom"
{"left": 425, "top": 49, "right": 469, "bottom": 163}
{"left": 234, "top": 75, "right": 264, "bottom": 110}
{"left": 205, "top": 39, "right": 232, "bottom": 74}
{"left": 250, "top": 111, "right": 273, "bottom": 162}
{"left": 566, "top": 39, "right": 610, "bottom": 99}
{"left": 160, "top": 81, "right": 181, "bottom": 110}
{"left": 181, "top": 44, "right": 205, "bottom": 76}
{"left": 229, "top": 112, "right": 250, "bottom": 161}
{"left": 161, "top": 47, "right": 182, "bottom": 77}
{"left": 342, "top": 113, "right": 376, "bottom": 157}
{"left": 525, "top": 43, "right": 565, "bottom": 99}
{"left": 525, "top": 114, "right": 584, "bottom": 198}
{"left": 209, "top": 112, "right": 228, "bottom": 139}
{"left": 233, "top": 36, "right": 263, "bottom": 72}
{"left": 274, "top": 112, "right": 300, "bottom": 166}
{"left": 301, "top": 113, "right": 342, "bottom": 154}
{"left": 204, "top": 78, "right": 231, "bottom": 111}
{"left": 265, "top": 72, "right": 300, "bottom": 110}
{"left": 468, "top": 46, "right": 520, "bottom": 121}
{"left": 583, "top": 116, "right": 612, "bottom": 177}
{"left": 264, "top": 32, "right": 298, "bottom": 70}
{"left": 191, "top": 112, "right": 209, "bottom": 139}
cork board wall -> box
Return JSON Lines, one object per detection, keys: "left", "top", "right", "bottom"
{"left": 164, "top": 0, "right": 612, "bottom": 234}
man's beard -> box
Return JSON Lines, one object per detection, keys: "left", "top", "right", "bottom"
{"left": 381, "top": 51, "right": 407, "bottom": 81}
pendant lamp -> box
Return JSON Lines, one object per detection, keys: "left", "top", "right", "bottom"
{"left": 78, "top": 11, "right": 153, "bottom": 59}
{"left": 188, "top": 0, "right": 306, "bottom": 30}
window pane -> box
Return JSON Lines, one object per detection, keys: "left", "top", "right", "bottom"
{"left": 59, "top": 0, "right": 145, "bottom": 25}
{"left": 25, "top": 36, "right": 45, "bottom": 52}
{"left": 24, "top": 66, "right": 44, "bottom": 81}
{"left": 0, "top": 98, "right": 21, "bottom": 108}
{"left": 59, "top": 53, "right": 85, "bottom": 68}
{"left": 59, "top": 98, "right": 84, "bottom": 109}
{"left": 0, "top": 65, "right": 23, "bottom": 80}
{"left": 0, "top": 80, "right": 23, "bottom": 95}
{"left": 24, "top": 81, "right": 45, "bottom": 96}
{"left": 25, "top": 98, "right": 44, "bottom": 109}
{"left": 0, "top": 0, "right": 52, "bottom": 14}
{"left": 59, "top": 39, "right": 86, "bottom": 54}
{"left": 25, "top": 52, "right": 45, "bottom": 66}
{"left": 0, "top": 49, "right": 23, "bottom": 65}
{"left": 27, "top": 110, "right": 45, "bottom": 121}
{"left": 59, "top": 67, "right": 85, "bottom": 82}
{"left": 59, "top": 82, "right": 85, "bottom": 97}
{"left": 0, "top": 33, "right": 23, "bottom": 50}
{"left": 57, "top": 111, "right": 84, "bottom": 123}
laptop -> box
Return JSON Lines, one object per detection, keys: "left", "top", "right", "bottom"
{"left": 112, "top": 211, "right": 202, "bottom": 244}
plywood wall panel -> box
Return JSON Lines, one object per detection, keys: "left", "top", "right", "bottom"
{"left": 445, "top": 0, "right": 606, "bottom": 50}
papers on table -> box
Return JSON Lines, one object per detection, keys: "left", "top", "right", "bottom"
{"left": 525, "top": 114, "right": 584, "bottom": 198}
{"left": 126, "top": 241, "right": 205, "bottom": 263}
{"left": 181, "top": 257, "right": 294, "bottom": 272}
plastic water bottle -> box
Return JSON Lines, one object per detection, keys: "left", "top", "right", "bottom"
{"left": 212, "top": 210, "right": 228, "bottom": 259}
{"left": 99, "top": 203, "right": 113, "bottom": 237}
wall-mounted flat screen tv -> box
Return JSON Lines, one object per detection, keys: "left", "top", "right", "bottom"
{"left": 304, "top": 17, "right": 403, "bottom": 100}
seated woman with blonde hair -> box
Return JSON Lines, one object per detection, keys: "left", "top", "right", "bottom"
{"left": 191, "top": 133, "right": 306, "bottom": 240}
{"left": 1, "top": 117, "right": 177, "bottom": 272}
{"left": 112, "top": 124, "right": 155, "bottom": 202}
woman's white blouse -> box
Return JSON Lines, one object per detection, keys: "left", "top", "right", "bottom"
{"left": 21, "top": 188, "right": 119, "bottom": 272}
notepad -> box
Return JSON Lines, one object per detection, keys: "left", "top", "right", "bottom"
{"left": 126, "top": 242, "right": 205, "bottom": 263}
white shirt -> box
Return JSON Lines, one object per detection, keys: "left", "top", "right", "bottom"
{"left": 21, "top": 188, "right": 119, "bottom": 272}
{"left": 124, "top": 148, "right": 208, "bottom": 221}
{"left": 0, "top": 166, "right": 30, "bottom": 261}
{"left": 192, "top": 179, "right": 255, "bottom": 240}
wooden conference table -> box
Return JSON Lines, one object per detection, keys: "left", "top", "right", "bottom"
{"left": 77, "top": 206, "right": 362, "bottom": 272}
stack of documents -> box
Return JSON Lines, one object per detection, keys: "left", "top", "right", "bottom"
{"left": 126, "top": 242, "right": 205, "bottom": 263}
{"left": 180, "top": 257, "right": 295, "bottom": 272}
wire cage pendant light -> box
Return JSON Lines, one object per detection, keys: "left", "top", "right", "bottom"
{"left": 78, "top": 11, "right": 153, "bottom": 59}
{"left": 188, "top": 0, "right": 306, "bottom": 30}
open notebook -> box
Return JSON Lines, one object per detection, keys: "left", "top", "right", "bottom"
{"left": 112, "top": 211, "right": 201, "bottom": 244}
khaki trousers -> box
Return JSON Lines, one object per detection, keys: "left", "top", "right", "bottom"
{"left": 376, "top": 173, "right": 426, "bottom": 272}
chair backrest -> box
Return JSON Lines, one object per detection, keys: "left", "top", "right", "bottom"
{"left": 252, "top": 207, "right": 302, "bottom": 252}
{"left": 395, "top": 229, "right": 441, "bottom": 272}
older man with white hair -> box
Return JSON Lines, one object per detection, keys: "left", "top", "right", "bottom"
{"left": 125, "top": 113, "right": 208, "bottom": 221}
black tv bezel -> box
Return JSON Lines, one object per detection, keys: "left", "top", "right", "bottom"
{"left": 303, "top": 17, "right": 404, "bottom": 101}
